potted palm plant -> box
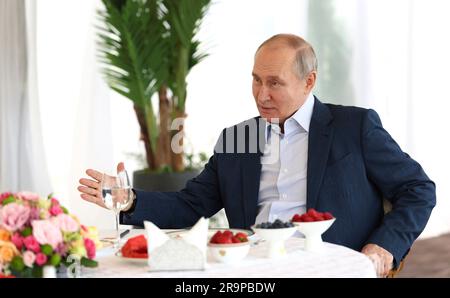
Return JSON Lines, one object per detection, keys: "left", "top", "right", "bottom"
{"left": 96, "top": 0, "right": 211, "bottom": 191}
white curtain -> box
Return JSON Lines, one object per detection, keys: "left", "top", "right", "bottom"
{"left": 0, "top": 0, "right": 51, "bottom": 195}
{"left": 308, "top": 0, "right": 450, "bottom": 238}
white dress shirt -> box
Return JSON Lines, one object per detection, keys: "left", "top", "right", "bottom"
{"left": 255, "top": 93, "right": 315, "bottom": 224}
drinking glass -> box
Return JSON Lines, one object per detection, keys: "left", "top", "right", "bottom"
{"left": 101, "top": 170, "right": 133, "bottom": 248}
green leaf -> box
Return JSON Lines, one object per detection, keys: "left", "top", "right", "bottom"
{"left": 80, "top": 257, "right": 98, "bottom": 268}
{"left": 32, "top": 266, "right": 43, "bottom": 278}
{"left": 41, "top": 244, "right": 53, "bottom": 256}
{"left": 10, "top": 256, "right": 25, "bottom": 272}
{"left": 50, "top": 254, "right": 62, "bottom": 267}
{"left": 21, "top": 227, "right": 32, "bottom": 237}
{"left": 2, "top": 196, "right": 15, "bottom": 205}
{"left": 61, "top": 206, "right": 69, "bottom": 214}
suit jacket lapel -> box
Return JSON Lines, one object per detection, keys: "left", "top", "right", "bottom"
{"left": 307, "top": 98, "right": 334, "bottom": 209}
{"left": 242, "top": 117, "right": 265, "bottom": 228}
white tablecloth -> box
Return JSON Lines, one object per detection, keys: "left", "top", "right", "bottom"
{"left": 82, "top": 230, "right": 376, "bottom": 278}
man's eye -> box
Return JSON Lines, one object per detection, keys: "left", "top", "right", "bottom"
{"left": 254, "top": 77, "right": 261, "bottom": 83}
{"left": 271, "top": 81, "right": 279, "bottom": 87}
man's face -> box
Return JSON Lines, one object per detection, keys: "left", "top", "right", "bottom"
{"left": 252, "top": 46, "right": 311, "bottom": 124}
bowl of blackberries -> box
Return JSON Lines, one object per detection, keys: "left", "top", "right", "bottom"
{"left": 251, "top": 219, "right": 297, "bottom": 258}
{"left": 291, "top": 208, "right": 336, "bottom": 252}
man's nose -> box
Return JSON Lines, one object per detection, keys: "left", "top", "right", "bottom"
{"left": 257, "top": 86, "right": 270, "bottom": 103}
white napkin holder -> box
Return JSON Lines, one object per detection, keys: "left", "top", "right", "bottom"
{"left": 144, "top": 217, "right": 208, "bottom": 271}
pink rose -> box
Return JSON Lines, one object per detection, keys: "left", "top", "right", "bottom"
{"left": 11, "top": 233, "right": 24, "bottom": 250}
{"left": 0, "top": 203, "right": 30, "bottom": 232}
{"left": 51, "top": 214, "right": 79, "bottom": 233}
{"left": 16, "top": 192, "right": 40, "bottom": 202}
{"left": 49, "top": 205, "right": 63, "bottom": 216}
{"left": 84, "top": 238, "right": 96, "bottom": 259}
{"left": 32, "top": 220, "right": 63, "bottom": 249}
{"left": 23, "top": 251, "right": 36, "bottom": 267}
{"left": 23, "top": 235, "right": 41, "bottom": 253}
{"left": 50, "top": 198, "right": 60, "bottom": 205}
{"left": 35, "top": 253, "right": 47, "bottom": 266}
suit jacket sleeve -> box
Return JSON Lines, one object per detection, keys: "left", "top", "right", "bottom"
{"left": 120, "top": 153, "right": 223, "bottom": 228}
{"left": 361, "top": 109, "right": 436, "bottom": 265}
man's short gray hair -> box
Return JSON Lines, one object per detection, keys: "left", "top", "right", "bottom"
{"left": 257, "top": 34, "right": 318, "bottom": 79}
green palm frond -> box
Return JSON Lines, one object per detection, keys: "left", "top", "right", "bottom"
{"left": 97, "top": 0, "right": 168, "bottom": 107}
{"left": 164, "top": 0, "right": 211, "bottom": 110}
{"left": 97, "top": 0, "right": 211, "bottom": 170}
{"left": 97, "top": 0, "right": 170, "bottom": 152}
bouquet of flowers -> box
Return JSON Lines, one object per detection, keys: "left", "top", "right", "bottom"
{"left": 0, "top": 191, "right": 100, "bottom": 278}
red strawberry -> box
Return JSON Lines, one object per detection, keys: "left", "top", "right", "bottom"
{"left": 307, "top": 208, "right": 320, "bottom": 218}
{"left": 235, "top": 232, "right": 247, "bottom": 239}
{"left": 231, "top": 236, "right": 241, "bottom": 243}
{"left": 216, "top": 234, "right": 233, "bottom": 244}
{"left": 314, "top": 214, "right": 325, "bottom": 221}
{"left": 210, "top": 231, "right": 223, "bottom": 244}
{"left": 302, "top": 215, "right": 315, "bottom": 222}
{"left": 235, "top": 232, "right": 248, "bottom": 242}
{"left": 300, "top": 214, "right": 310, "bottom": 222}
{"left": 323, "top": 212, "right": 334, "bottom": 220}
{"left": 292, "top": 214, "right": 302, "bottom": 222}
{"left": 222, "top": 230, "right": 233, "bottom": 238}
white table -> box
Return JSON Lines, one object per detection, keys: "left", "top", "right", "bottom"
{"left": 82, "top": 229, "right": 377, "bottom": 278}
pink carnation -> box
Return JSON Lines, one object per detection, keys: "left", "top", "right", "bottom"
{"left": 50, "top": 198, "right": 60, "bottom": 205}
{"left": 51, "top": 214, "right": 79, "bottom": 233}
{"left": 32, "top": 220, "right": 63, "bottom": 249}
{"left": 23, "top": 251, "right": 36, "bottom": 267}
{"left": 35, "top": 253, "right": 47, "bottom": 266}
{"left": 84, "top": 238, "right": 96, "bottom": 259}
{"left": 49, "top": 205, "right": 63, "bottom": 216}
{"left": 0, "top": 203, "right": 30, "bottom": 232}
{"left": 23, "top": 235, "right": 41, "bottom": 253}
{"left": 16, "top": 192, "right": 40, "bottom": 202}
{"left": 11, "top": 233, "right": 24, "bottom": 250}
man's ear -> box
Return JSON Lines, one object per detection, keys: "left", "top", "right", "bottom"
{"left": 305, "top": 71, "right": 317, "bottom": 92}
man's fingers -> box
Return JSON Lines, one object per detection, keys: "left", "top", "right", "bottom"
{"left": 80, "top": 193, "right": 97, "bottom": 204}
{"left": 86, "top": 169, "right": 103, "bottom": 181}
{"left": 80, "top": 193, "right": 107, "bottom": 209}
{"left": 78, "top": 185, "right": 99, "bottom": 197}
{"left": 383, "top": 262, "right": 392, "bottom": 277}
{"left": 79, "top": 178, "right": 99, "bottom": 189}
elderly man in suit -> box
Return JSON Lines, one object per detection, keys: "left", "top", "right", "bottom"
{"left": 78, "top": 34, "right": 436, "bottom": 277}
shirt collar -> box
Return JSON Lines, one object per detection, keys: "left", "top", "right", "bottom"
{"left": 264, "top": 93, "right": 315, "bottom": 141}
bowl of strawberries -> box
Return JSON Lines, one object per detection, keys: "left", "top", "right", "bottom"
{"left": 207, "top": 230, "right": 250, "bottom": 264}
{"left": 291, "top": 208, "right": 335, "bottom": 252}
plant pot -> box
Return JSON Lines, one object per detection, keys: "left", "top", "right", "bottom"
{"left": 132, "top": 169, "right": 201, "bottom": 192}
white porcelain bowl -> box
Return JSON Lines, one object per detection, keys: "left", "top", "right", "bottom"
{"left": 293, "top": 218, "right": 336, "bottom": 252}
{"left": 251, "top": 226, "right": 297, "bottom": 258}
{"left": 208, "top": 242, "right": 250, "bottom": 264}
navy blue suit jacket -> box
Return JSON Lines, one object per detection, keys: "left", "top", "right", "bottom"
{"left": 121, "top": 98, "right": 436, "bottom": 264}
